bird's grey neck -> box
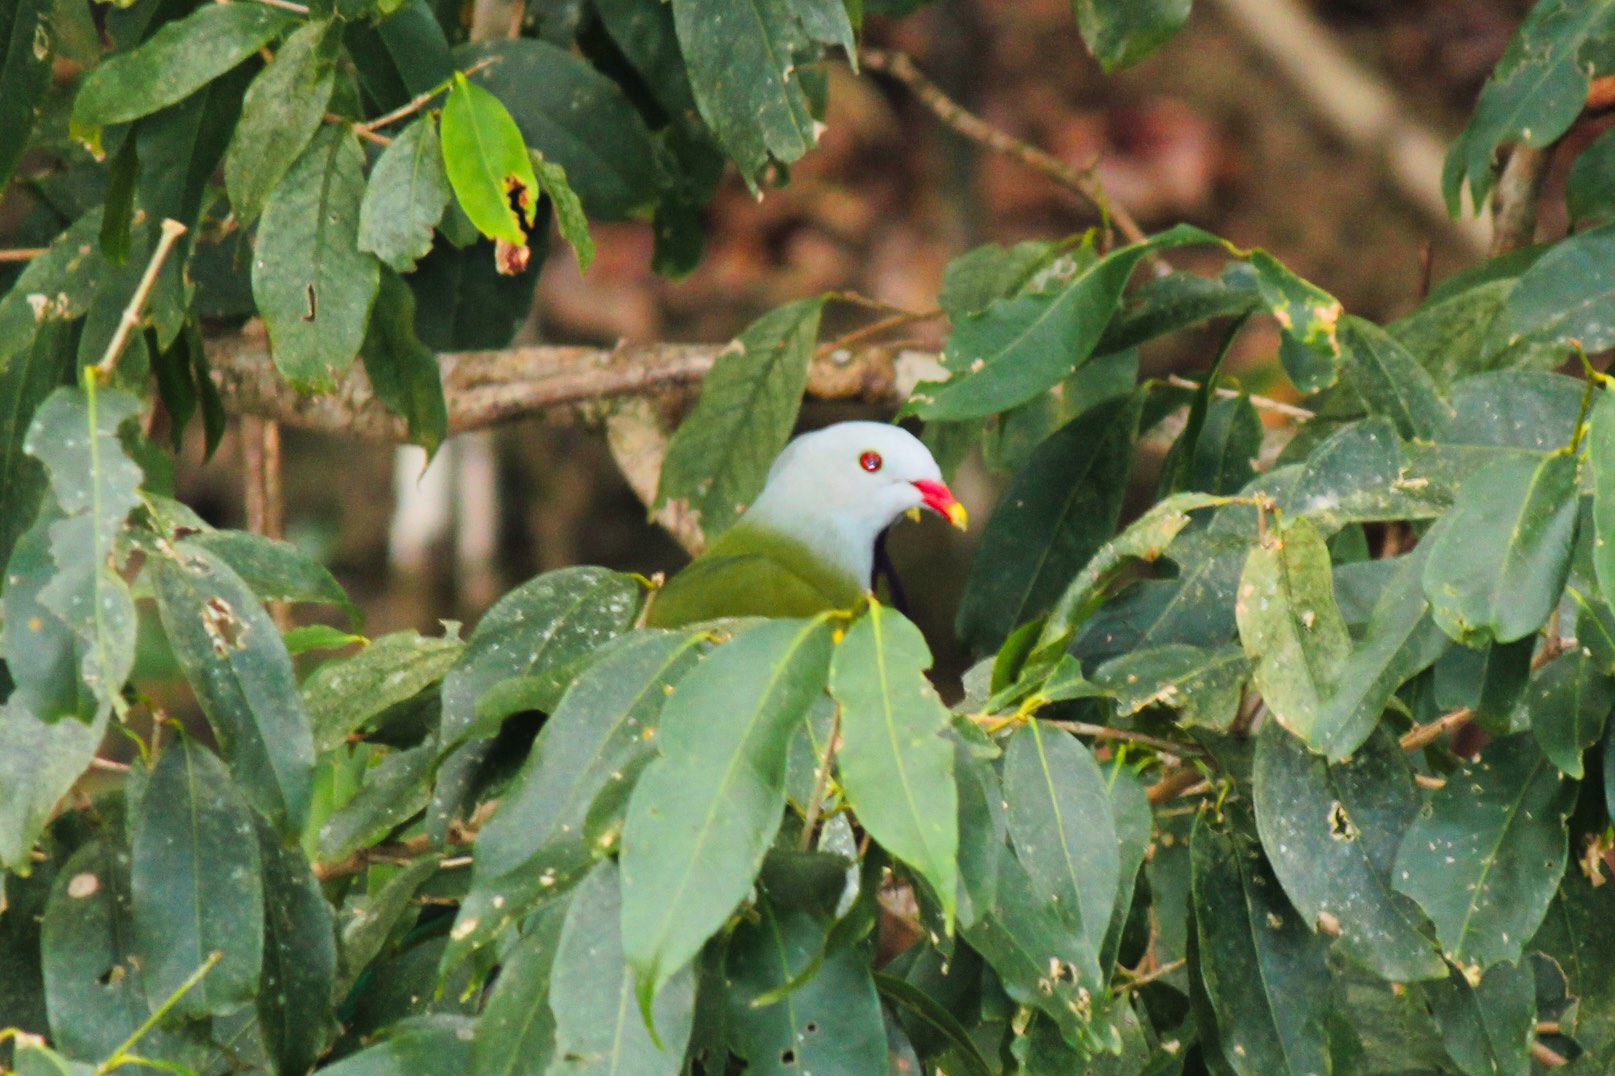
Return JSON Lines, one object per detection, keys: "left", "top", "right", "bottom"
{"left": 741, "top": 496, "right": 883, "bottom": 591}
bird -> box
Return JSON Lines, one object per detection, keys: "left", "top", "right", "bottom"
{"left": 646, "top": 421, "right": 968, "bottom": 627}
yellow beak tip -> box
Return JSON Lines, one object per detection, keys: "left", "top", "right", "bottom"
{"left": 947, "top": 503, "right": 969, "bottom": 530}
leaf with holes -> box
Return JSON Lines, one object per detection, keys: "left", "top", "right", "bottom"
{"left": 440, "top": 73, "right": 539, "bottom": 246}
{"left": 1091, "top": 643, "right": 1250, "bottom": 731}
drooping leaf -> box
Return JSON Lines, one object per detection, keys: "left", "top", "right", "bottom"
{"left": 71, "top": 4, "right": 294, "bottom": 128}
{"left": 130, "top": 736, "right": 263, "bottom": 1017}
{"left": 184, "top": 528, "right": 357, "bottom": 624}
{"left": 222, "top": 18, "right": 338, "bottom": 224}
{"left": 0, "top": 317, "right": 74, "bottom": 575}
{"left": 1421, "top": 450, "right": 1580, "bottom": 646}
{"left": 1191, "top": 808, "right": 1333, "bottom": 1076}
{"left": 440, "top": 73, "right": 539, "bottom": 246}
{"left": 1392, "top": 733, "right": 1575, "bottom": 971}
{"left": 252, "top": 124, "right": 381, "bottom": 391}
{"left": 1236, "top": 515, "right": 1352, "bottom": 750}
{"left": 654, "top": 298, "right": 825, "bottom": 542}
{"left": 1090, "top": 643, "right": 1250, "bottom": 731}
{"left": 1073, "top": 0, "right": 1192, "bottom": 71}
{"left": 1339, "top": 316, "right": 1453, "bottom": 442}
{"left": 256, "top": 817, "right": 337, "bottom": 1075}
{"left": 1526, "top": 651, "right": 1615, "bottom": 778}
{"left": 620, "top": 617, "right": 834, "bottom": 1014}
{"left": 549, "top": 862, "right": 695, "bottom": 1075}
{"left": 0, "top": 699, "right": 105, "bottom": 872}
{"left": 831, "top": 604, "right": 959, "bottom": 926}
{"left": 362, "top": 267, "right": 449, "bottom": 458}
{"left": 0, "top": 0, "right": 53, "bottom": 193}
{"left": 358, "top": 117, "right": 453, "bottom": 273}
{"left": 303, "top": 629, "right": 460, "bottom": 751}
{"left": 532, "top": 154, "right": 594, "bottom": 272}
{"left": 1250, "top": 250, "right": 1344, "bottom": 393}
{"left": 1253, "top": 723, "right": 1446, "bottom": 982}
{"left": 1419, "top": 959, "right": 1535, "bottom": 1076}
{"left": 957, "top": 393, "right": 1140, "bottom": 654}
{"left": 151, "top": 543, "right": 316, "bottom": 837}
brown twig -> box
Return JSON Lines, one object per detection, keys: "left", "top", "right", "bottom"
{"left": 1116, "top": 958, "right": 1187, "bottom": 992}
{"left": 333, "top": 114, "right": 392, "bottom": 147}
{"left": 1400, "top": 707, "right": 1472, "bottom": 752}
{"left": 1490, "top": 144, "right": 1552, "bottom": 256}
{"left": 0, "top": 247, "right": 45, "bottom": 262}
{"left": 244, "top": 0, "right": 309, "bottom": 12}
{"left": 1531, "top": 1040, "right": 1568, "bottom": 1067}
{"left": 1146, "top": 766, "right": 1208, "bottom": 806}
{"left": 96, "top": 218, "right": 187, "bottom": 376}
{"left": 241, "top": 417, "right": 288, "bottom": 625}
{"left": 1041, "top": 718, "right": 1202, "bottom": 757}
{"left": 1163, "top": 374, "right": 1315, "bottom": 421}
{"left": 354, "top": 58, "right": 499, "bottom": 136}
{"left": 859, "top": 48, "right": 1158, "bottom": 264}
{"left": 798, "top": 705, "right": 843, "bottom": 852}
{"left": 818, "top": 308, "right": 943, "bottom": 357}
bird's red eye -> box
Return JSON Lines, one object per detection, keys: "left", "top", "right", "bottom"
{"left": 859, "top": 450, "right": 883, "bottom": 473}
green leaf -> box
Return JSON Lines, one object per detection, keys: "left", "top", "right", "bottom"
{"left": 440, "top": 73, "right": 539, "bottom": 245}
{"left": 1100, "top": 760, "right": 1151, "bottom": 974}
{"left": 151, "top": 544, "right": 316, "bottom": 837}
{"left": 0, "top": 0, "right": 53, "bottom": 193}
{"left": 872, "top": 972, "right": 995, "bottom": 1076}
{"left": 1090, "top": 643, "right": 1250, "bottom": 731}
{"left": 957, "top": 393, "right": 1140, "bottom": 654}
{"left": 620, "top": 617, "right": 835, "bottom": 1016}
{"left": 1392, "top": 733, "right": 1575, "bottom": 971}
{"left": 1191, "top": 808, "right": 1333, "bottom": 1076}
{"left": 1236, "top": 515, "right": 1352, "bottom": 750}
{"left": 1419, "top": 959, "right": 1535, "bottom": 1076}
{"left": 1001, "top": 722, "right": 1118, "bottom": 963}
{"left": 550, "top": 862, "right": 695, "bottom": 1074}
{"left": 1531, "top": 863, "right": 1615, "bottom": 1059}
{"left": 532, "top": 154, "right": 594, "bottom": 272}
{"left": 318, "top": 1016, "right": 476, "bottom": 1075}
{"left": 1590, "top": 389, "right": 1615, "bottom": 614}
{"left": 1389, "top": 247, "right": 1554, "bottom": 389}
{"left": 71, "top": 4, "right": 293, "bottom": 128}
{"left": 654, "top": 298, "right": 825, "bottom": 542}
{"left": 184, "top": 528, "right": 357, "bottom": 623}
{"left": 459, "top": 38, "right": 660, "bottom": 220}
{"left": 1422, "top": 451, "right": 1580, "bottom": 646}
{"left": 316, "top": 744, "right": 433, "bottom": 862}
{"left": 362, "top": 267, "right": 448, "bottom": 458}
{"left": 724, "top": 897, "right": 888, "bottom": 1074}
{"left": 336, "top": 854, "right": 442, "bottom": 992}
{"left": 283, "top": 623, "right": 365, "bottom": 656}
{"left": 831, "top": 604, "right": 959, "bottom": 926}
{"left": 1253, "top": 723, "right": 1445, "bottom": 982}
{"left": 1487, "top": 220, "right": 1615, "bottom": 355}
{"left": 131, "top": 737, "right": 263, "bottom": 1017}
{"left": 1569, "top": 124, "right": 1615, "bottom": 222}
{"left": 451, "top": 630, "right": 703, "bottom": 964}
{"left": 470, "top": 898, "right": 567, "bottom": 1075}
{"left": 0, "top": 699, "right": 105, "bottom": 872}
{"left": 0, "top": 210, "right": 103, "bottom": 378}
{"left": 304, "top": 629, "right": 461, "bottom": 752}
{"left": 26, "top": 386, "right": 145, "bottom": 718}
{"left": 1443, "top": 0, "right": 1615, "bottom": 213}
{"left": 13, "top": 1042, "right": 95, "bottom": 1076}
{"left": 1339, "top": 316, "right": 1453, "bottom": 442}
{"left": 1440, "top": 369, "right": 1585, "bottom": 454}
{"left": 671, "top": 0, "right": 846, "bottom": 183}
{"left": 1527, "top": 653, "right": 1615, "bottom": 778}
{"left": 938, "top": 240, "right": 1061, "bottom": 319}
{"left": 913, "top": 224, "right": 1218, "bottom": 420}
{"left": 1178, "top": 393, "right": 1262, "bottom": 496}
{"left": 256, "top": 818, "right": 336, "bottom": 1075}
{"left": 358, "top": 116, "right": 452, "bottom": 273}
{"left": 2, "top": 513, "right": 98, "bottom": 725}
{"left": 0, "top": 317, "right": 74, "bottom": 575}
{"left": 222, "top": 18, "right": 338, "bottom": 224}
{"left": 1096, "top": 262, "right": 1261, "bottom": 354}
{"left": 252, "top": 124, "right": 380, "bottom": 391}
{"left": 1073, "top": 0, "right": 1191, "bottom": 71}
{"left": 1250, "top": 250, "right": 1344, "bottom": 392}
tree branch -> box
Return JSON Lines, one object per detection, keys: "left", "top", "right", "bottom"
{"left": 1490, "top": 144, "right": 1552, "bottom": 256}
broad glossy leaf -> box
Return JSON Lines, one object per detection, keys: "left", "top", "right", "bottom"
{"left": 1569, "top": 123, "right": 1615, "bottom": 222}
{"left": 0, "top": 699, "right": 105, "bottom": 871}
{"left": 222, "top": 18, "right": 338, "bottom": 223}
{"left": 1278, "top": 417, "right": 1449, "bottom": 535}
{"left": 449, "top": 630, "right": 703, "bottom": 966}
{"left": 1001, "top": 722, "right": 1118, "bottom": 959}
{"left": 1422, "top": 451, "right": 1580, "bottom": 646}
{"left": 252, "top": 124, "right": 380, "bottom": 391}
{"left": 256, "top": 818, "right": 336, "bottom": 1075}
{"left": 1339, "top": 316, "right": 1452, "bottom": 441}
{"left": 319, "top": 1016, "right": 476, "bottom": 1075}
{"left": 2, "top": 514, "right": 98, "bottom": 724}
{"left": 470, "top": 899, "right": 566, "bottom": 1076}
{"left": 71, "top": 4, "right": 293, "bottom": 127}
{"left": 1392, "top": 733, "right": 1574, "bottom": 970}
{"left": 460, "top": 38, "right": 658, "bottom": 220}
{"left": 1389, "top": 247, "right": 1552, "bottom": 388}
{"left": 362, "top": 267, "right": 448, "bottom": 457}
{"left": 913, "top": 224, "right": 1217, "bottom": 420}
{"left": 937, "top": 240, "right": 1060, "bottom": 319}
{"left": 0, "top": 0, "right": 52, "bottom": 193}
{"left": 725, "top": 897, "right": 887, "bottom": 1075}
{"left": 1253, "top": 723, "right": 1445, "bottom": 981}
{"left": 1236, "top": 515, "right": 1351, "bottom": 749}
{"left": 1420, "top": 959, "right": 1535, "bottom": 1076}
{"left": 620, "top": 618, "right": 834, "bottom": 1012}
{"left": 358, "top": 117, "right": 452, "bottom": 273}
{"left": 1442, "top": 0, "right": 1615, "bottom": 213}
{"left": 831, "top": 604, "right": 958, "bottom": 925}
{"left": 958, "top": 394, "right": 1139, "bottom": 654}
{"left": 1074, "top": 0, "right": 1192, "bottom": 71}
{"left": 151, "top": 544, "right": 316, "bottom": 837}
{"left": 26, "top": 387, "right": 144, "bottom": 717}
{"left": 304, "top": 629, "right": 459, "bottom": 751}
{"left": 1091, "top": 643, "right": 1249, "bottom": 730}
{"left": 131, "top": 737, "right": 263, "bottom": 1017}
{"left": 1590, "top": 389, "right": 1615, "bottom": 612}
{"left": 440, "top": 74, "right": 538, "bottom": 245}
{"left": 1532, "top": 864, "right": 1615, "bottom": 1058}
{"left": 1487, "top": 220, "right": 1615, "bottom": 356}
{"left": 655, "top": 298, "right": 824, "bottom": 542}
{"left": 1192, "top": 809, "right": 1333, "bottom": 1075}
{"left": 1527, "top": 651, "right": 1615, "bottom": 778}
{"left": 550, "top": 862, "right": 694, "bottom": 1074}
{"left": 185, "top": 528, "right": 356, "bottom": 623}
{"left": 316, "top": 744, "right": 433, "bottom": 862}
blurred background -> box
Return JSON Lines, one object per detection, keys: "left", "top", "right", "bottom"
{"left": 10, "top": 0, "right": 1550, "bottom": 684}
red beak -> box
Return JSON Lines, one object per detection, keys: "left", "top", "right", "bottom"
{"left": 912, "top": 479, "right": 969, "bottom": 530}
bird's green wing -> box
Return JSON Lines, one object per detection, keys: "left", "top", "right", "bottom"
{"left": 646, "top": 527, "right": 864, "bottom": 627}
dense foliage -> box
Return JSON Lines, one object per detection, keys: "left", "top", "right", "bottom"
{"left": 4, "top": 0, "right": 1615, "bottom": 1072}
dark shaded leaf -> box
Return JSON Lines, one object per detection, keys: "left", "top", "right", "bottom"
{"left": 470, "top": 898, "right": 567, "bottom": 1075}
{"left": 1074, "top": 0, "right": 1192, "bottom": 71}
{"left": 0, "top": 0, "right": 52, "bottom": 192}
{"left": 256, "top": 817, "right": 337, "bottom": 1075}
{"left": 362, "top": 267, "right": 448, "bottom": 457}
{"left": 358, "top": 117, "right": 452, "bottom": 273}
{"left": 222, "top": 17, "right": 338, "bottom": 224}
{"left": 1420, "top": 959, "right": 1535, "bottom": 1076}
{"left": 1339, "top": 316, "right": 1452, "bottom": 441}
{"left": 304, "top": 628, "right": 461, "bottom": 752}
{"left": 1527, "top": 652, "right": 1615, "bottom": 778}
{"left": 184, "top": 528, "right": 356, "bottom": 624}
{"left": 1487, "top": 220, "right": 1615, "bottom": 356}
{"left": 1091, "top": 643, "right": 1249, "bottom": 731}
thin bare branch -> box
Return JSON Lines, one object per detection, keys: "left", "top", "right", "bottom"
{"left": 0, "top": 247, "right": 46, "bottom": 263}
{"left": 1400, "top": 707, "right": 1472, "bottom": 752}
{"left": 96, "top": 218, "right": 187, "bottom": 376}
{"left": 1040, "top": 718, "right": 1202, "bottom": 757}
{"left": 1163, "top": 374, "right": 1315, "bottom": 421}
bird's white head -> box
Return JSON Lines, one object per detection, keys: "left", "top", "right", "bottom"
{"left": 741, "top": 421, "right": 967, "bottom": 590}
